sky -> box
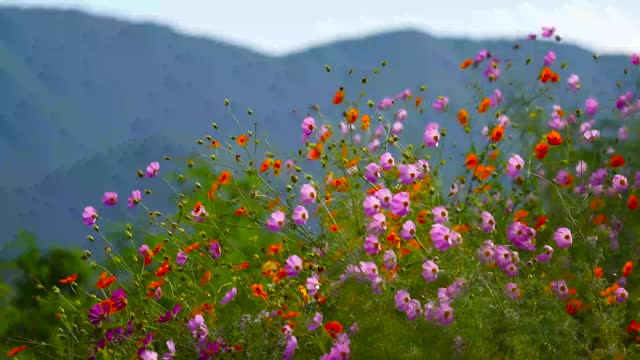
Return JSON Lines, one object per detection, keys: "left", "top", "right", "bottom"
{"left": 0, "top": 0, "right": 638, "bottom": 56}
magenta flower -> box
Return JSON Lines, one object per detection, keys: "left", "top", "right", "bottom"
{"left": 364, "top": 235, "right": 381, "bottom": 256}
{"left": 505, "top": 283, "right": 520, "bottom": 300}
{"left": 220, "top": 287, "right": 237, "bottom": 305}
{"left": 110, "top": 288, "right": 127, "bottom": 311}
{"left": 612, "top": 174, "right": 628, "bottom": 192}
{"left": 536, "top": 245, "right": 554, "bottom": 262}
{"left": 631, "top": 53, "right": 640, "bottom": 65}
{"left": 432, "top": 96, "right": 449, "bottom": 112}
{"left": 308, "top": 312, "right": 323, "bottom": 331}
{"left": 158, "top": 304, "right": 181, "bottom": 323}
{"left": 82, "top": 206, "right": 98, "bottom": 226}
{"left": 398, "top": 164, "right": 419, "bottom": 185}
{"left": 431, "top": 206, "right": 448, "bottom": 224}
{"left": 163, "top": 340, "right": 176, "bottom": 360}
{"left": 375, "top": 188, "right": 392, "bottom": 208}
{"left": 389, "top": 192, "right": 410, "bottom": 216}
{"left": 553, "top": 227, "right": 572, "bottom": 248}
{"left": 187, "top": 314, "right": 208, "bottom": 341}
{"left": 364, "top": 162, "right": 381, "bottom": 183}
{"left": 127, "top": 190, "right": 142, "bottom": 208}
{"left": 475, "top": 49, "right": 488, "bottom": 62}
{"left": 477, "top": 240, "right": 495, "bottom": 264}
{"left": 292, "top": 205, "right": 309, "bottom": 225}
{"left": 367, "top": 213, "right": 387, "bottom": 235}
{"left": 616, "top": 287, "right": 629, "bottom": 303}
{"left": 88, "top": 301, "right": 111, "bottom": 325}
{"left": 399, "top": 220, "right": 416, "bottom": 240}
{"left": 209, "top": 240, "right": 221, "bottom": 259}
{"left": 481, "top": 211, "right": 495, "bottom": 233}
{"left": 423, "top": 123, "right": 440, "bottom": 147}
{"left": 541, "top": 26, "right": 556, "bottom": 38}
{"left": 585, "top": 97, "right": 599, "bottom": 116}
{"left": 543, "top": 50, "right": 556, "bottom": 66}
{"left": 363, "top": 195, "right": 381, "bottom": 217}
{"left": 567, "top": 74, "right": 580, "bottom": 92}
{"left": 306, "top": 273, "right": 320, "bottom": 296}
{"left": 383, "top": 250, "right": 397, "bottom": 270}
{"left": 176, "top": 251, "right": 187, "bottom": 265}
{"left": 506, "top": 154, "right": 524, "bottom": 179}
{"left": 435, "top": 303, "right": 454, "bottom": 325}
{"left": 394, "top": 290, "right": 412, "bottom": 312}
{"left": 299, "top": 184, "right": 316, "bottom": 204}
{"left": 284, "top": 255, "right": 303, "bottom": 277}
{"left": 430, "top": 224, "right": 453, "bottom": 251}
{"left": 422, "top": 260, "right": 439, "bottom": 282}
{"left": 380, "top": 152, "right": 395, "bottom": 171}
{"left": 103, "top": 192, "right": 118, "bottom": 206}
{"left": 267, "top": 211, "right": 286, "bottom": 232}
{"left": 146, "top": 161, "right": 160, "bottom": 178}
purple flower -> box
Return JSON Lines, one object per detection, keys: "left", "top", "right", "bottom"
{"left": 220, "top": 287, "right": 237, "bottom": 305}
{"left": 283, "top": 335, "right": 298, "bottom": 360}
{"left": 364, "top": 162, "right": 381, "bottom": 183}
{"left": 367, "top": 213, "right": 387, "bottom": 234}
{"left": 590, "top": 168, "right": 608, "bottom": 186}
{"left": 576, "top": 161, "right": 587, "bottom": 177}
{"left": 364, "top": 236, "right": 381, "bottom": 256}
{"left": 363, "top": 195, "right": 381, "bottom": 217}
{"left": 567, "top": 74, "right": 580, "bottom": 92}
{"left": 394, "top": 290, "right": 412, "bottom": 312}
{"left": 110, "top": 288, "right": 127, "bottom": 311}
{"left": 375, "top": 188, "right": 392, "bottom": 208}
{"left": 543, "top": 50, "right": 556, "bottom": 66}
{"left": 88, "top": 302, "right": 110, "bottom": 325}
{"left": 422, "top": 260, "right": 439, "bottom": 282}
{"left": 140, "top": 350, "right": 158, "bottom": 360}
{"left": 432, "top": 206, "right": 448, "bottom": 224}
{"left": 146, "top": 161, "right": 160, "bottom": 178}
{"left": 552, "top": 280, "right": 569, "bottom": 299}
{"left": 423, "top": 123, "right": 440, "bottom": 147}
{"left": 284, "top": 255, "right": 303, "bottom": 277}
{"left": 83, "top": 206, "right": 98, "bottom": 226}
{"left": 481, "top": 211, "right": 495, "bottom": 233}
{"left": 553, "top": 227, "right": 573, "bottom": 248}
{"left": 616, "top": 287, "right": 629, "bottom": 303}
{"left": 435, "top": 303, "right": 454, "bottom": 325}
{"left": 399, "top": 220, "right": 416, "bottom": 240}
{"left": 432, "top": 96, "right": 449, "bottom": 112}
{"left": 300, "top": 184, "right": 316, "bottom": 204}
{"left": 308, "top": 312, "right": 323, "bottom": 331}
{"left": 187, "top": 314, "right": 208, "bottom": 341}
{"left": 158, "top": 304, "right": 181, "bottom": 323}
{"left": 477, "top": 240, "right": 495, "bottom": 264}
{"left": 292, "top": 205, "right": 309, "bottom": 225}
{"left": 506, "top": 154, "right": 524, "bottom": 179}
{"left": 585, "top": 97, "right": 599, "bottom": 116}
{"left": 267, "top": 211, "right": 286, "bottom": 232}
{"left": 475, "top": 49, "right": 488, "bottom": 62}
{"left": 380, "top": 152, "right": 395, "bottom": 171}
{"left": 389, "top": 192, "right": 410, "bottom": 217}
{"left": 430, "top": 224, "right": 453, "bottom": 251}
{"left": 306, "top": 273, "right": 321, "bottom": 296}
{"left": 383, "top": 250, "right": 397, "bottom": 270}
{"left": 162, "top": 340, "right": 176, "bottom": 360}
{"left": 505, "top": 283, "right": 520, "bottom": 300}
{"left": 127, "top": 190, "right": 142, "bottom": 208}
{"left": 176, "top": 251, "right": 187, "bottom": 266}
{"left": 103, "top": 192, "right": 118, "bottom": 206}
{"left": 398, "top": 164, "right": 419, "bottom": 185}
{"left": 536, "top": 245, "right": 554, "bottom": 262}
{"left": 209, "top": 240, "right": 221, "bottom": 259}
{"left": 612, "top": 174, "right": 628, "bottom": 192}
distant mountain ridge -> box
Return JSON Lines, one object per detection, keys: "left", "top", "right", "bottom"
{"left": 0, "top": 7, "right": 633, "bottom": 249}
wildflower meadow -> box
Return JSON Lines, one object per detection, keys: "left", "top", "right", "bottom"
{"left": 5, "top": 26, "right": 640, "bottom": 359}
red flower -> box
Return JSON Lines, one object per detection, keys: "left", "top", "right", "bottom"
{"left": 324, "top": 321, "right": 343, "bottom": 339}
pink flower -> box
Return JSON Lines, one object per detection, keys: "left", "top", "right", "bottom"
{"left": 543, "top": 50, "right": 556, "bottom": 66}
{"left": 383, "top": 250, "right": 397, "bottom": 270}
{"left": 367, "top": 213, "right": 387, "bottom": 234}
{"left": 300, "top": 184, "right": 317, "bottom": 204}
{"left": 631, "top": 53, "right": 640, "bottom": 65}
{"left": 146, "top": 161, "right": 160, "bottom": 178}
{"left": 432, "top": 96, "right": 449, "bottom": 112}
{"left": 389, "top": 192, "right": 410, "bottom": 217}
{"left": 103, "top": 192, "right": 118, "bottom": 206}
{"left": 267, "top": 211, "right": 286, "bottom": 232}
{"left": 364, "top": 162, "right": 381, "bottom": 183}
{"left": 399, "top": 220, "right": 416, "bottom": 240}
{"left": 506, "top": 154, "right": 524, "bottom": 179}
{"left": 209, "top": 240, "right": 221, "bottom": 259}
{"left": 435, "top": 303, "right": 454, "bottom": 325}
{"left": 430, "top": 224, "right": 453, "bottom": 251}
{"left": 432, "top": 206, "right": 448, "bottom": 224}
{"left": 541, "top": 26, "right": 556, "bottom": 38}
{"left": 616, "top": 287, "right": 629, "bottom": 303}
{"left": 82, "top": 206, "right": 98, "bottom": 226}
{"left": 284, "top": 255, "right": 303, "bottom": 277}
{"left": 398, "top": 164, "right": 419, "bottom": 185}
{"left": 292, "top": 205, "right": 309, "bottom": 225}
{"left": 480, "top": 211, "right": 495, "bottom": 233}
{"left": 396, "top": 109, "right": 408, "bottom": 122}
{"left": 567, "top": 74, "right": 580, "bottom": 92}
{"left": 585, "top": 97, "right": 599, "bottom": 116}
{"left": 377, "top": 97, "right": 394, "bottom": 110}
{"left": 127, "top": 190, "right": 142, "bottom": 208}
{"left": 364, "top": 236, "right": 381, "bottom": 256}
{"left": 612, "top": 174, "right": 628, "bottom": 192}
{"left": 423, "top": 123, "right": 440, "bottom": 147}
{"left": 553, "top": 227, "right": 573, "bottom": 248}
{"left": 306, "top": 274, "right": 321, "bottom": 296}
{"left": 505, "top": 283, "right": 520, "bottom": 300}
{"left": 394, "top": 290, "right": 412, "bottom": 312}
{"left": 422, "top": 260, "right": 439, "bottom": 282}
{"left": 584, "top": 129, "right": 600, "bottom": 142}
{"left": 220, "top": 287, "right": 237, "bottom": 305}
{"left": 380, "top": 152, "right": 395, "bottom": 171}
{"left": 301, "top": 117, "right": 316, "bottom": 141}
{"left": 363, "top": 195, "right": 381, "bottom": 217}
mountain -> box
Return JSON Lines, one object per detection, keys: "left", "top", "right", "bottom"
{"left": 0, "top": 7, "right": 634, "bottom": 250}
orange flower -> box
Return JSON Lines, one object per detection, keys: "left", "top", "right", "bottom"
{"left": 346, "top": 108, "right": 359, "bottom": 124}
{"left": 460, "top": 58, "right": 473, "bottom": 69}
{"left": 324, "top": 321, "right": 343, "bottom": 339}
{"left": 489, "top": 149, "right": 500, "bottom": 161}
{"left": 550, "top": 72, "right": 559, "bottom": 83}
{"left": 199, "top": 270, "right": 212, "bottom": 285}
{"left": 473, "top": 164, "right": 495, "bottom": 181}
{"left": 590, "top": 197, "right": 604, "bottom": 211}
{"left": 308, "top": 143, "right": 323, "bottom": 161}
{"left": 594, "top": 267, "right": 603, "bottom": 278}
{"left": 237, "top": 134, "right": 248, "bottom": 146}
{"left": 534, "top": 142, "right": 549, "bottom": 160}
{"left": 232, "top": 262, "right": 250, "bottom": 272}
{"left": 546, "top": 131, "right": 562, "bottom": 145}
{"left": 59, "top": 273, "right": 78, "bottom": 284}
{"left": 260, "top": 158, "right": 272, "bottom": 173}
{"left": 478, "top": 98, "right": 491, "bottom": 113}
{"left": 465, "top": 153, "right": 478, "bottom": 169}
{"left": 457, "top": 109, "right": 469, "bottom": 126}
{"left": 540, "top": 67, "right": 552, "bottom": 83}
{"left": 184, "top": 242, "right": 201, "bottom": 253}
{"left": 207, "top": 139, "right": 221, "bottom": 149}
{"left": 207, "top": 183, "right": 219, "bottom": 200}
{"left": 629, "top": 194, "right": 638, "bottom": 210}
{"left": 235, "top": 206, "right": 245, "bottom": 216}
{"left": 627, "top": 320, "right": 640, "bottom": 333}
{"left": 361, "top": 114, "right": 371, "bottom": 130}
{"left": 252, "top": 283, "right": 268, "bottom": 300}
{"left": 268, "top": 243, "right": 283, "bottom": 257}
{"left": 417, "top": 209, "right": 428, "bottom": 225}
{"left": 415, "top": 96, "right": 423, "bottom": 108}
{"left": 623, "top": 261, "right": 633, "bottom": 278}
{"left": 333, "top": 87, "right": 344, "bottom": 105}
{"left": 559, "top": 172, "right": 574, "bottom": 187}
{"left": 156, "top": 259, "right": 171, "bottom": 278}
{"left": 490, "top": 125, "right": 504, "bottom": 142}
{"left": 610, "top": 154, "right": 625, "bottom": 168}
{"left": 593, "top": 213, "right": 608, "bottom": 225}
{"left": 96, "top": 271, "right": 116, "bottom": 289}
{"left": 514, "top": 209, "right": 529, "bottom": 224}
{"left": 7, "top": 345, "right": 26, "bottom": 357}
{"left": 566, "top": 299, "right": 583, "bottom": 316}
{"left": 534, "top": 215, "right": 547, "bottom": 230}
{"left": 218, "top": 171, "right": 231, "bottom": 185}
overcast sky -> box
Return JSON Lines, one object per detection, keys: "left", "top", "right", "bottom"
{"left": 1, "top": 0, "right": 638, "bottom": 56}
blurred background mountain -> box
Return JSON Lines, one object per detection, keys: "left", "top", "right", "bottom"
{"left": 0, "top": 7, "right": 633, "bottom": 250}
